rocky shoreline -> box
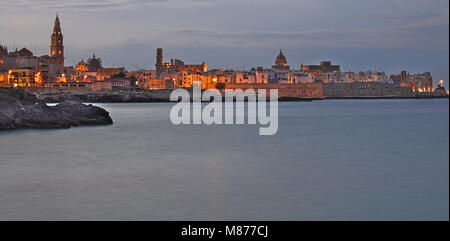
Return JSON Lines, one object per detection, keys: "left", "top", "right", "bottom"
{"left": 0, "top": 88, "right": 113, "bottom": 130}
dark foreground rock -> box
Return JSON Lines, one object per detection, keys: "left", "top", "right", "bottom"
{"left": 1, "top": 88, "right": 113, "bottom": 130}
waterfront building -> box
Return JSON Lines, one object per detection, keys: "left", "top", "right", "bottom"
{"left": 411, "top": 72, "right": 433, "bottom": 92}
{"left": 348, "top": 71, "right": 390, "bottom": 83}
{"left": 155, "top": 48, "right": 207, "bottom": 77}
{"left": 7, "top": 68, "right": 39, "bottom": 87}
{"left": 146, "top": 78, "right": 175, "bottom": 90}
{"left": 131, "top": 70, "right": 157, "bottom": 87}
{"left": 0, "top": 71, "right": 8, "bottom": 86}
{"left": 92, "top": 77, "right": 131, "bottom": 91}
{"left": 390, "top": 71, "right": 433, "bottom": 92}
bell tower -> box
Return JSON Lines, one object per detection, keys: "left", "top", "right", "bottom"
{"left": 155, "top": 48, "right": 164, "bottom": 77}
{"left": 50, "top": 13, "right": 64, "bottom": 66}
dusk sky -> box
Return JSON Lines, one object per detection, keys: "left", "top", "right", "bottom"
{"left": 1, "top": 0, "right": 449, "bottom": 85}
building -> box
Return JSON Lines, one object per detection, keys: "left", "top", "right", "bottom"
{"left": 0, "top": 71, "right": 8, "bottom": 86}
{"left": 75, "top": 59, "right": 89, "bottom": 71}
{"left": 272, "top": 49, "right": 290, "bottom": 70}
{"left": 268, "top": 69, "right": 291, "bottom": 83}
{"left": 411, "top": 72, "right": 433, "bottom": 92}
{"left": 92, "top": 78, "right": 131, "bottom": 91}
{"left": 233, "top": 70, "right": 268, "bottom": 84}
{"left": 301, "top": 61, "right": 340, "bottom": 73}
{"left": 140, "top": 78, "right": 174, "bottom": 90}
{"left": 130, "top": 70, "right": 157, "bottom": 88}
{"left": 1, "top": 48, "right": 39, "bottom": 71}
{"left": 96, "top": 67, "right": 126, "bottom": 80}
{"left": 390, "top": 70, "right": 433, "bottom": 92}
{"left": 7, "top": 68, "right": 38, "bottom": 87}
{"left": 291, "top": 70, "right": 314, "bottom": 84}
{"left": 50, "top": 14, "right": 64, "bottom": 67}
{"left": 0, "top": 45, "right": 8, "bottom": 58}
{"left": 17, "top": 48, "right": 33, "bottom": 57}
{"left": 35, "top": 14, "right": 65, "bottom": 82}
{"left": 0, "top": 45, "right": 7, "bottom": 72}
{"left": 155, "top": 48, "right": 207, "bottom": 77}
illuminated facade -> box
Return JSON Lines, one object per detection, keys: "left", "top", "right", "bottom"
{"left": 155, "top": 48, "right": 207, "bottom": 77}
{"left": 390, "top": 71, "right": 433, "bottom": 92}
{"left": 7, "top": 69, "right": 38, "bottom": 87}
{"left": 75, "top": 59, "right": 89, "bottom": 71}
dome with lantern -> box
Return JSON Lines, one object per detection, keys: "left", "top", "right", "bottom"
{"left": 275, "top": 49, "right": 287, "bottom": 66}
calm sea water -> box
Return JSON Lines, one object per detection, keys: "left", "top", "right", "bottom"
{"left": 0, "top": 99, "right": 448, "bottom": 220}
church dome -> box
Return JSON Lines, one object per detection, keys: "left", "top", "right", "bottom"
{"left": 275, "top": 49, "right": 287, "bottom": 66}
{"left": 75, "top": 59, "right": 89, "bottom": 71}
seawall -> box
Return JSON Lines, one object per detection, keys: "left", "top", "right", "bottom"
{"left": 204, "top": 83, "right": 323, "bottom": 100}
{"left": 322, "top": 82, "right": 448, "bottom": 99}
{"left": 25, "top": 82, "right": 449, "bottom": 103}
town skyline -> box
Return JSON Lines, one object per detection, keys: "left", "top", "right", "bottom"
{"left": 0, "top": 0, "right": 448, "bottom": 86}
{"left": 0, "top": 13, "right": 442, "bottom": 95}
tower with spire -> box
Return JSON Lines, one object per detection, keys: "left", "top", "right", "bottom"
{"left": 50, "top": 13, "right": 64, "bottom": 66}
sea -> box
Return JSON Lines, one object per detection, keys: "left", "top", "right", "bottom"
{"left": 0, "top": 99, "right": 448, "bottom": 220}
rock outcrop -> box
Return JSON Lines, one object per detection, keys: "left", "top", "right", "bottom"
{"left": 1, "top": 88, "right": 113, "bottom": 130}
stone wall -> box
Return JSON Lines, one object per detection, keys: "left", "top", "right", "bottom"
{"left": 322, "top": 82, "right": 415, "bottom": 98}
{"left": 205, "top": 83, "right": 323, "bottom": 99}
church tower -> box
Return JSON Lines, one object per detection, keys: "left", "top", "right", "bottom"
{"left": 155, "top": 48, "right": 164, "bottom": 77}
{"left": 50, "top": 13, "right": 64, "bottom": 66}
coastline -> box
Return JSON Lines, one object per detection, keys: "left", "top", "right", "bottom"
{"left": 28, "top": 89, "right": 449, "bottom": 103}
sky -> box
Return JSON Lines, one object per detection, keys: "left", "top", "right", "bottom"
{"left": 0, "top": 0, "right": 449, "bottom": 86}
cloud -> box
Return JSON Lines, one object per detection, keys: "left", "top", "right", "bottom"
{"left": 0, "top": 0, "right": 215, "bottom": 12}
{"left": 98, "top": 17, "right": 448, "bottom": 51}
{"left": 394, "top": 0, "right": 448, "bottom": 6}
